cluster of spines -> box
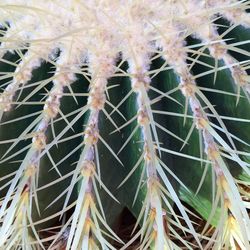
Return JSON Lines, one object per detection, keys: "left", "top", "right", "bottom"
{"left": 53, "top": 32, "right": 123, "bottom": 249}
{"left": 159, "top": 2, "right": 250, "bottom": 249}
{"left": 0, "top": 1, "right": 249, "bottom": 249}
{"left": 0, "top": 40, "right": 84, "bottom": 248}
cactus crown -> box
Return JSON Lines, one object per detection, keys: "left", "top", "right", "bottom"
{"left": 0, "top": 0, "right": 249, "bottom": 249}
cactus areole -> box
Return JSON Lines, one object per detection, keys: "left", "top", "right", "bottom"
{"left": 0, "top": 1, "right": 249, "bottom": 249}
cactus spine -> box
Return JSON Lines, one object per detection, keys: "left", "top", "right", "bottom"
{"left": 0, "top": 1, "right": 249, "bottom": 249}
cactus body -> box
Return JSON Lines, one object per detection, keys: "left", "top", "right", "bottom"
{"left": 0, "top": 1, "right": 249, "bottom": 249}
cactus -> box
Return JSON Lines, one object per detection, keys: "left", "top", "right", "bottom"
{"left": 0, "top": 0, "right": 249, "bottom": 249}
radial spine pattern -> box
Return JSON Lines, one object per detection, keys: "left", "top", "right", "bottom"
{"left": 0, "top": 0, "right": 249, "bottom": 249}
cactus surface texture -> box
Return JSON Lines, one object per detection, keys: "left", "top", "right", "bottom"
{"left": 0, "top": 0, "right": 250, "bottom": 249}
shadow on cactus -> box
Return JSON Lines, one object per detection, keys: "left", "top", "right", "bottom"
{"left": 0, "top": 1, "right": 249, "bottom": 249}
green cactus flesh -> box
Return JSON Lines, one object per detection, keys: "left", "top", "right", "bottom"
{"left": 0, "top": 1, "right": 249, "bottom": 249}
